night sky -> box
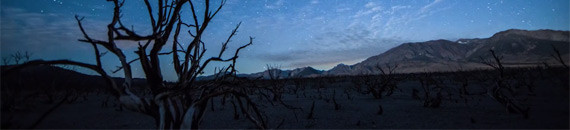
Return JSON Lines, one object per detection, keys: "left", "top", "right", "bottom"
{"left": 1, "top": 0, "right": 569, "bottom": 81}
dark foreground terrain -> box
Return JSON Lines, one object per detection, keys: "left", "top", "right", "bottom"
{"left": 1, "top": 65, "right": 568, "bottom": 129}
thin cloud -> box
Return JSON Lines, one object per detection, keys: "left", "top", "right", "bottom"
{"left": 336, "top": 7, "right": 351, "bottom": 12}
{"left": 1, "top": 7, "right": 87, "bottom": 53}
{"left": 377, "top": 0, "right": 454, "bottom": 39}
{"left": 354, "top": 2, "right": 383, "bottom": 18}
{"left": 365, "top": 2, "right": 378, "bottom": 8}
{"left": 264, "top": 0, "right": 284, "bottom": 9}
{"left": 253, "top": 0, "right": 456, "bottom": 68}
{"left": 390, "top": 5, "right": 412, "bottom": 14}
{"left": 421, "top": 0, "right": 444, "bottom": 13}
{"left": 310, "top": 0, "right": 319, "bottom": 4}
{"left": 254, "top": 27, "right": 403, "bottom": 68}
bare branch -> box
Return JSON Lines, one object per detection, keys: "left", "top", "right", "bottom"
{"left": 17, "top": 0, "right": 257, "bottom": 128}
{"left": 218, "top": 22, "right": 241, "bottom": 58}
{"left": 551, "top": 45, "right": 569, "bottom": 69}
{"left": 143, "top": 0, "right": 157, "bottom": 32}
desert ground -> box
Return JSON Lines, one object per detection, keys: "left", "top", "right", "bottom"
{"left": 2, "top": 66, "right": 568, "bottom": 129}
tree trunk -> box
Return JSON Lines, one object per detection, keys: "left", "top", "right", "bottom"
{"left": 155, "top": 97, "right": 208, "bottom": 129}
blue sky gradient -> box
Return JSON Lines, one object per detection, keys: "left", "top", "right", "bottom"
{"left": 1, "top": 0, "right": 569, "bottom": 81}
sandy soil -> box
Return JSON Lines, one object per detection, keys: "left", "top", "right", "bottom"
{"left": 3, "top": 75, "right": 568, "bottom": 129}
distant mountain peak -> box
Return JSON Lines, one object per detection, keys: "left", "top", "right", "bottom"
{"left": 324, "top": 29, "right": 569, "bottom": 75}
{"left": 289, "top": 66, "right": 322, "bottom": 78}
{"left": 491, "top": 29, "right": 569, "bottom": 42}
{"left": 300, "top": 66, "right": 316, "bottom": 70}
{"left": 426, "top": 39, "right": 453, "bottom": 43}
{"left": 324, "top": 63, "right": 353, "bottom": 76}
{"left": 335, "top": 63, "right": 348, "bottom": 67}
{"left": 200, "top": 29, "right": 570, "bottom": 79}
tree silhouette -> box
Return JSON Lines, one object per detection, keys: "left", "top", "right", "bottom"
{"left": 480, "top": 50, "right": 530, "bottom": 118}
{"left": 3, "top": 0, "right": 265, "bottom": 129}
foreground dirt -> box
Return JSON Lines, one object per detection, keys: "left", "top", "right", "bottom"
{"left": 4, "top": 78, "right": 568, "bottom": 129}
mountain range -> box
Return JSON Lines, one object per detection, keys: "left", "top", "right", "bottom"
{"left": 3, "top": 29, "right": 568, "bottom": 80}
{"left": 239, "top": 29, "right": 569, "bottom": 78}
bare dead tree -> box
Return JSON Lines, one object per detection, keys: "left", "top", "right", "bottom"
{"left": 290, "top": 78, "right": 305, "bottom": 98}
{"left": 0, "top": 52, "right": 32, "bottom": 112}
{"left": 548, "top": 45, "right": 570, "bottom": 88}
{"left": 307, "top": 101, "right": 315, "bottom": 119}
{"left": 449, "top": 69, "right": 489, "bottom": 107}
{"left": 11, "top": 52, "right": 22, "bottom": 65}
{"left": 375, "top": 63, "right": 400, "bottom": 97}
{"left": 451, "top": 70, "right": 470, "bottom": 96}
{"left": 416, "top": 72, "right": 443, "bottom": 108}
{"left": 550, "top": 45, "right": 569, "bottom": 69}
{"left": 265, "top": 64, "right": 285, "bottom": 101}
{"left": 23, "top": 51, "right": 32, "bottom": 62}
{"left": 2, "top": 0, "right": 266, "bottom": 129}
{"left": 5, "top": 51, "right": 32, "bottom": 65}
{"left": 480, "top": 50, "right": 530, "bottom": 118}
{"left": 332, "top": 90, "right": 341, "bottom": 110}
{"left": 256, "top": 65, "right": 302, "bottom": 111}
{"left": 343, "top": 87, "right": 353, "bottom": 100}
{"left": 352, "top": 63, "right": 401, "bottom": 99}
{"left": 2, "top": 57, "right": 10, "bottom": 66}
{"left": 350, "top": 75, "right": 368, "bottom": 94}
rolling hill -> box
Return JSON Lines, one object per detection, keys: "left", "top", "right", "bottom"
{"left": 323, "top": 29, "right": 569, "bottom": 75}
